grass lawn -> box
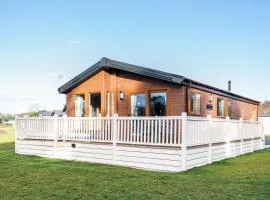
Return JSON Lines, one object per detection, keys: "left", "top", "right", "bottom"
{"left": 0, "top": 126, "right": 270, "bottom": 200}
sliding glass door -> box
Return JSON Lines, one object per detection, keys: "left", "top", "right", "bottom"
{"left": 75, "top": 94, "right": 85, "bottom": 117}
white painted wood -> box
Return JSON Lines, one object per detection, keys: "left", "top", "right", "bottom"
{"left": 15, "top": 113, "right": 265, "bottom": 172}
{"left": 181, "top": 112, "right": 187, "bottom": 171}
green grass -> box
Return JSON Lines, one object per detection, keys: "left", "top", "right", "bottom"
{"left": 0, "top": 124, "right": 14, "bottom": 144}
{"left": 1, "top": 127, "right": 270, "bottom": 200}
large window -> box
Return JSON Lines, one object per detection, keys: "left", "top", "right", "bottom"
{"left": 89, "top": 93, "right": 101, "bottom": 117}
{"left": 190, "top": 93, "right": 200, "bottom": 114}
{"left": 130, "top": 93, "right": 146, "bottom": 116}
{"left": 217, "top": 98, "right": 225, "bottom": 117}
{"left": 150, "top": 92, "right": 166, "bottom": 116}
{"left": 75, "top": 94, "right": 85, "bottom": 117}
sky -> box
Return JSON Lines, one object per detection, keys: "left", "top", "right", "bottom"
{"left": 0, "top": 0, "right": 270, "bottom": 114}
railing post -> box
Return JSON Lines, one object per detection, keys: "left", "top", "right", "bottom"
{"left": 226, "top": 116, "right": 231, "bottom": 158}
{"left": 181, "top": 112, "right": 187, "bottom": 171}
{"left": 240, "top": 118, "right": 243, "bottom": 154}
{"left": 15, "top": 115, "right": 18, "bottom": 154}
{"left": 250, "top": 119, "right": 254, "bottom": 152}
{"left": 63, "top": 114, "right": 68, "bottom": 142}
{"left": 53, "top": 114, "right": 59, "bottom": 157}
{"left": 112, "top": 114, "right": 118, "bottom": 164}
{"left": 207, "top": 115, "right": 212, "bottom": 164}
{"left": 260, "top": 123, "right": 265, "bottom": 150}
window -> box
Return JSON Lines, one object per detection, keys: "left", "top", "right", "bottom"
{"left": 75, "top": 94, "right": 85, "bottom": 117}
{"left": 89, "top": 93, "right": 101, "bottom": 117}
{"left": 228, "top": 100, "right": 232, "bottom": 118}
{"left": 217, "top": 98, "right": 225, "bottom": 117}
{"left": 150, "top": 92, "right": 166, "bottom": 116}
{"left": 190, "top": 93, "right": 200, "bottom": 114}
{"left": 130, "top": 93, "right": 146, "bottom": 116}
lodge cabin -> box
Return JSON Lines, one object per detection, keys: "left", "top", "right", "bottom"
{"left": 58, "top": 57, "right": 259, "bottom": 120}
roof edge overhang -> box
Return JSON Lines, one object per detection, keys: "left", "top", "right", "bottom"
{"left": 58, "top": 60, "right": 102, "bottom": 94}
{"left": 58, "top": 57, "right": 260, "bottom": 105}
{"left": 183, "top": 79, "right": 260, "bottom": 105}
{"left": 58, "top": 57, "right": 185, "bottom": 94}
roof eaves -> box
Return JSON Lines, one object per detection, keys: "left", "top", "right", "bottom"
{"left": 185, "top": 78, "right": 260, "bottom": 104}
{"left": 107, "top": 58, "right": 185, "bottom": 84}
{"left": 58, "top": 61, "right": 101, "bottom": 94}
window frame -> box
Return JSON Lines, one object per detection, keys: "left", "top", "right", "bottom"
{"left": 189, "top": 93, "right": 201, "bottom": 115}
{"left": 217, "top": 98, "right": 225, "bottom": 117}
{"left": 74, "top": 94, "right": 85, "bottom": 117}
{"left": 130, "top": 93, "right": 146, "bottom": 116}
{"left": 89, "top": 92, "right": 101, "bottom": 117}
{"left": 228, "top": 99, "right": 232, "bottom": 118}
{"left": 149, "top": 90, "right": 167, "bottom": 116}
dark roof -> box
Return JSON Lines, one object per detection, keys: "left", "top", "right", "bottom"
{"left": 58, "top": 57, "right": 185, "bottom": 94}
{"left": 259, "top": 113, "right": 270, "bottom": 117}
{"left": 58, "top": 57, "right": 260, "bottom": 104}
{"left": 185, "top": 79, "right": 260, "bottom": 104}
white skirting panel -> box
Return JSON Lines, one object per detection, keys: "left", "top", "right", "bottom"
{"left": 115, "top": 146, "right": 181, "bottom": 172}
{"left": 16, "top": 140, "right": 54, "bottom": 158}
{"left": 186, "top": 147, "right": 209, "bottom": 170}
{"left": 16, "top": 138, "right": 264, "bottom": 172}
{"left": 211, "top": 143, "right": 227, "bottom": 162}
{"left": 230, "top": 142, "right": 241, "bottom": 157}
{"left": 55, "top": 143, "right": 114, "bottom": 165}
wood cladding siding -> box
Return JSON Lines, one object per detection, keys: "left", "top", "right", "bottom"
{"left": 187, "top": 88, "right": 258, "bottom": 120}
{"left": 66, "top": 69, "right": 258, "bottom": 120}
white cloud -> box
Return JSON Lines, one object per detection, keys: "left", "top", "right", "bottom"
{"left": 64, "top": 40, "right": 81, "bottom": 44}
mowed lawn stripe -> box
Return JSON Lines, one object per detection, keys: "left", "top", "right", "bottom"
{"left": 0, "top": 126, "right": 270, "bottom": 200}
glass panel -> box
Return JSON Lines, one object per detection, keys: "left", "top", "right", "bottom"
{"left": 130, "top": 94, "right": 146, "bottom": 116}
{"left": 195, "top": 94, "right": 200, "bottom": 114}
{"left": 217, "top": 98, "right": 224, "bottom": 116}
{"left": 89, "top": 93, "right": 101, "bottom": 117}
{"left": 190, "top": 94, "right": 200, "bottom": 114}
{"left": 228, "top": 100, "right": 232, "bottom": 117}
{"left": 150, "top": 92, "right": 166, "bottom": 116}
{"left": 75, "top": 94, "right": 85, "bottom": 117}
{"left": 190, "top": 94, "right": 195, "bottom": 113}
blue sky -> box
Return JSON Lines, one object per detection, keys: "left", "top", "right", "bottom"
{"left": 1, "top": 0, "right": 270, "bottom": 113}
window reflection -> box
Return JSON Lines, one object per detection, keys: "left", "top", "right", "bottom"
{"left": 150, "top": 92, "right": 166, "bottom": 116}
{"left": 130, "top": 94, "right": 146, "bottom": 116}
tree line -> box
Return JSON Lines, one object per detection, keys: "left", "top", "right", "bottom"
{"left": 0, "top": 112, "right": 39, "bottom": 120}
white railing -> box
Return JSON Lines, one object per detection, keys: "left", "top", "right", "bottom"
{"left": 16, "top": 117, "right": 55, "bottom": 140}
{"left": 117, "top": 117, "right": 181, "bottom": 146}
{"left": 186, "top": 117, "right": 262, "bottom": 146}
{"left": 15, "top": 113, "right": 264, "bottom": 147}
{"left": 57, "top": 117, "right": 113, "bottom": 143}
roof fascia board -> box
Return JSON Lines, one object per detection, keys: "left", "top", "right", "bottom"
{"left": 184, "top": 81, "right": 259, "bottom": 105}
